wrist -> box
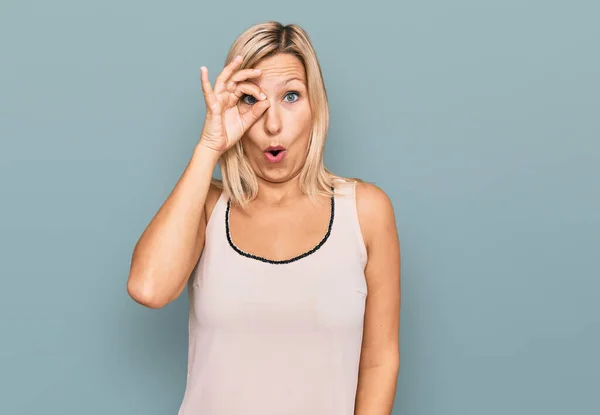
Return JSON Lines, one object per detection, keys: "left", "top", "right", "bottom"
{"left": 194, "top": 141, "right": 223, "bottom": 165}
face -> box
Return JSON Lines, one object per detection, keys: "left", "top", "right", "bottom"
{"left": 238, "top": 53, "right": 312, "bottom": 184}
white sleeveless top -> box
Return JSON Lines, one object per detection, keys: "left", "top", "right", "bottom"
{"left": 178, "top": 178, "right": 368, "bottom": 415}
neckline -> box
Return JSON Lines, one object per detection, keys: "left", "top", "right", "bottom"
{"left": 224, "top": 188, "right": 335, "bottom": 265}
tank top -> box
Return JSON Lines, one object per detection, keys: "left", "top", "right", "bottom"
{"left": 177, "top": 178, "right": 368, "bottom": 415}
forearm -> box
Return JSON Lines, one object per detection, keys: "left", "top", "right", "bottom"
{"left": 127, "top": 143, "right": 220, "bottom": 308}
{"left": 354, "top": 360, "right": 400, "bottom": 415}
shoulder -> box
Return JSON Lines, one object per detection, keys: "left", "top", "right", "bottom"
{"left": 355, "top": 181, "right": 397, "bottom": 251}
{"left": 355, "top": 181, "right": 395, "bottom": 221}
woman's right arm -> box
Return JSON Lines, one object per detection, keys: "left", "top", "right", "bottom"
{"left": 126, "top": 55, "right": 270, "bottom": 308}
{"left": 126, "top": 144, "right": 220, "bottom": 309}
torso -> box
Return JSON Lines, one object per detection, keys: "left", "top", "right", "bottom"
{"left": 179, "top": 178, "right": 370, "bottom": 415}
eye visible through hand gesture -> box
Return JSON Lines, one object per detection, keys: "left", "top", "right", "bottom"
{"left": 198, "top": 55, "right": 270, "bottom": 155}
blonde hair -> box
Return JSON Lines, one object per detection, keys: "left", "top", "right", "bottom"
{"left": 212, "top": 21, "right": 362, "bottom": 208}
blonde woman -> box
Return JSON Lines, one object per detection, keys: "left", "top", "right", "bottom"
{"left": 127, "top": 21, "right": 401, "bottom": 415}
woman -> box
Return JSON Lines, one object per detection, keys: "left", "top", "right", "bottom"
{"left": 127, "top": 21, "right": 401, "bottom": 415}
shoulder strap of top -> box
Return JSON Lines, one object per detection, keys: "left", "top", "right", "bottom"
{"left": 333, "top": 179, "right": 368, "bottom": 265}
{"left": 205, "top": 189, "right": 228, "bottom": 238}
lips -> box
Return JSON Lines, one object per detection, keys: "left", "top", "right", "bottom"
{"left": 264, "top": 145, "right": 286, "bottom": 163}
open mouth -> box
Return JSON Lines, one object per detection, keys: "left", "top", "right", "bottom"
{"left": 264, "top": 146, "right": 286, "bottom": 163}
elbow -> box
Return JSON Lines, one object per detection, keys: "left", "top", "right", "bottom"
{"left": 126, "top": 275, "right": 168, "bottom": 309}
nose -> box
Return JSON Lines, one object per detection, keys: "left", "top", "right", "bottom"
{"left": 263, "top": 100, "right": 282, "bottom": 135}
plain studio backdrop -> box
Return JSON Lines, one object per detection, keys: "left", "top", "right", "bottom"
{"left": 0, "top": 1, "right": 598, "bottom": 414}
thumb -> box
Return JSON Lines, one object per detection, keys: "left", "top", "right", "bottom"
{"left": 240, "top": 99, "right": 269, "bottom": 130}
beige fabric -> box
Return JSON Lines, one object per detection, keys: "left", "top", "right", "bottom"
{"left": 178, "top": 179, "right": 368, "bottom": 415}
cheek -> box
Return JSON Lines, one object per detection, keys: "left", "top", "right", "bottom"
{"left": 240, "top": 135, "right": 261, "bottom": 154}
{"left": 287, "top": 106, "right": 312, "bottom": 135}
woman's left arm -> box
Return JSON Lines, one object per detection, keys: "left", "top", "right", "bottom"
{"left": 354, "top": 182, "right": 401, "bottom": 415}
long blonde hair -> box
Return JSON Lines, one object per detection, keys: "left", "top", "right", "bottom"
{"left": 213, "top": 21, "right": 361, "bottom": 208}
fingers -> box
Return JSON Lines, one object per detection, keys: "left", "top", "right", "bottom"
{"left": 200, "top": 66, "right": 213, "bottom": 97}
{"left": 224, "top": 68, "right": 263, "bottom": 93}
{"left": 214, "top": 55, "right": 243, "bottom": 94}
{"left": 200, "top": 66, "right": 218, "bottom": 112}
{"left": 201, "top": 57, "right": 266, "bottom": 113}
{"left": 230, "top": 81, "right": 267, "bottom": 105}
{"left": 240, "top": 98, "right": 270, "bottom": 130}
{"left": 228, "top": 68, "right": 263, "bottom": 85}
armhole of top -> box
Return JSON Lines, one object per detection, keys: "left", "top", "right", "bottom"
{"left": 351, "top": 181, "right": 368, "bottom": 266}
{"left": 204, "top": 186, "right": 225, "bottom": 235}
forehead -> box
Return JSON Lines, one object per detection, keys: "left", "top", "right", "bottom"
{"left": 251, "top": 53, "right": 306, "bottom": 87}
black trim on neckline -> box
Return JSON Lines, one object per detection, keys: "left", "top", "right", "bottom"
{"left": 225, "top": 187, "right": 335, "bottom": 264}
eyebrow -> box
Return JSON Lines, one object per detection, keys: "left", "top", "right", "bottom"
{"left": 277, "top": 77, "right": 305, "bottom": 87}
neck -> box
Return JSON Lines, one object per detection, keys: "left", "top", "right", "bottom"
{"left": 254, "top": 174, "right": 304, "bottom": 207}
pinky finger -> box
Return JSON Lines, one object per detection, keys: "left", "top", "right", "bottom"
{"left": 200, "top": 67, "right": 214, "bottom": 96}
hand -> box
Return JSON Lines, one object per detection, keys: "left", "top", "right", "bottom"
{"left": 198, "top": 55, "right": 270, "bottom": 155}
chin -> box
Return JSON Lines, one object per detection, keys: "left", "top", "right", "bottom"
{"left": 257, "top": 164, "right": 302, "bottom": 184}
{"left": 258, "top": 171, "right": 291, "bottom": 184}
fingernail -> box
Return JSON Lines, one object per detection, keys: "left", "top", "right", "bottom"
{"left": 260, "top": 92, "right": 267, "bottom": 100}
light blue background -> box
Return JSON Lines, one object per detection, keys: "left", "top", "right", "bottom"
{"left": 1, "top": 1, "right": 598, "bottom": 414}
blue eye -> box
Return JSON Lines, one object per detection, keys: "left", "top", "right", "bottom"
{"left": 284, "top": 91, "right": 300, "bottom": 102}
{"left": 242, "top": 94, "right": 258, "bottom": 105}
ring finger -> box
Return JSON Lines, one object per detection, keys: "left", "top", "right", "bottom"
{"left": 214, "top": 56, "right": 243, "bottom": 94}
{"left": 225, "top": 68, "right": 263, "bottom": 93}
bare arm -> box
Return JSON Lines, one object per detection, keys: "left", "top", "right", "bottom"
{"left": 126, "top": 144, "right": 220, "bottom": 308}
{"left": 126, "top": 56, "right": 270, "bottom": 309}
{"left": 354, "top": 182, "right": 401, "bottom": 415}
